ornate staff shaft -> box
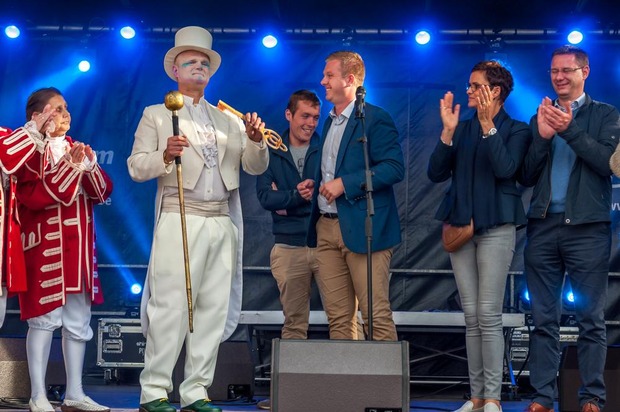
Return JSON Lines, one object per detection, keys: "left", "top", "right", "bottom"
{"left": 164, "top": 90, "right": 194, "bottom": 333}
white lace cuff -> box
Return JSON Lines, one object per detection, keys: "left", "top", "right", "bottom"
{"left": 82, "top": 151, "right": 98, "bottom": 171}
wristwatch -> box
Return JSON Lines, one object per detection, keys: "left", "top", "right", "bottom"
{"left": 482, "top": 127, "right": 497, "bottom": 139}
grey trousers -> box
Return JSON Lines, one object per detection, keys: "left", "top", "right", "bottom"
{"left": 449, "top": 224, "right": 515, "bottom": 400}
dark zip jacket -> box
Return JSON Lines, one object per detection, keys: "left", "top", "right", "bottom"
{"left": 519, "top": 94, "right": 620, "bottom": 224}
{"left": 256, "top": 130, "right": 320, "bottom": 246}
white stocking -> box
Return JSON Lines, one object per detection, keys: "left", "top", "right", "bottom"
{"left": 62, "top": 338, "right": 87, "bottom": 401}
{"left": 26, "top": 328, "right": 53, "bottom": 401}
{"left": 0, "top": 286, "right": 7, "bottom": 328}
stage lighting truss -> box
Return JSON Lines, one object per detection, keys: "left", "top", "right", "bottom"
{"left": 9, "top": 25, "right": 620, "bottom": 45}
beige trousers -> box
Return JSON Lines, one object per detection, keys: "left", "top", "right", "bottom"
{"left": 314, "top": 216, "right": 396, "bottom": 341}
{"left": 270, "top": 245, "right": 320, "bottom": 339}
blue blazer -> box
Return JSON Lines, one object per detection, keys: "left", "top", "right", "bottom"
{"left": 307, "top": 102, "right": 404, "bottom": 253}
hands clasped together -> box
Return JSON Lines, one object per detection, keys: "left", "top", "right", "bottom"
{"left": 536, "top": 97, "right": 573, "bottom": 139}
{"left": 67, "top": 141, "right": 96, "bottom": 165}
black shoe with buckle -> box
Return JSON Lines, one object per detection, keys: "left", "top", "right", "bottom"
{"left": 139, "top": 399, "right": 177, "bottom": 412}
{"left": 180, "top": 399, "right": 221, "bottom": 412}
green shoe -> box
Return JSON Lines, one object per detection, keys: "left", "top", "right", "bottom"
{"left": 180, "top": 399, "right": 221, "bottom": 412}
{"left": 139, "top": 398, "right": 176, "bottom": 412}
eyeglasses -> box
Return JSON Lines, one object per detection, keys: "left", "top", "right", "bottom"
{"left": 465, "top": 82, "right": 491, "bottom": 92}
{"left": 548, "top": 67, "right": 584, "bottom": 75}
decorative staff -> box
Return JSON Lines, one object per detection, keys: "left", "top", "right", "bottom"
{"left": 217, "top": 100, "right": 288, "bottom": 152}
{"left": 164, "top": 90, "right": 194, "bottom": 333}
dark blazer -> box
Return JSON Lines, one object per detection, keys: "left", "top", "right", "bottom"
{"left": 427, "top": 108, "right": 531, "bottom": 231}
{"left": 307, "top": 102, "right": 404, "bottom": 253}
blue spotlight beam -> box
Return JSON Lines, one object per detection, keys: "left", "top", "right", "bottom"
{"left": 4, "top": 25, "right": 20, "bottom": 39}
{"left": 262, "top": 34, "right": 278, "bottom": 48}
{"left": 415, "top": 30, "right": 431, "bottom": 45}
{"left": 120, "top": 26, "right": 136, "bottom": 40}
{"left": 567, "top": 30, "right": 584, "bottom": 44}
{"left": 78, "top": 60, "right": 91, "bottom": 72}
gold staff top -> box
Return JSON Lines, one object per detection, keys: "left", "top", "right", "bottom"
{"left": 217, "top": 100, "right": 288, "bottom": 152}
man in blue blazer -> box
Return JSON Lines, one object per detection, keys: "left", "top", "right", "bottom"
{"left": 306, "top": 51, "right": 404, "bottom": 341}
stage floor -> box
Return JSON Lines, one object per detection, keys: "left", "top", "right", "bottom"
{"left": 0, "top": 383, "right": 560, "bottom": 411}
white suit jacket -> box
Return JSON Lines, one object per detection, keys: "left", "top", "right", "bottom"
{"left": 127, "top": 99, "right": 268, "bottom": 340}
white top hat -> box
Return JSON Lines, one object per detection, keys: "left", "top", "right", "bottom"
{"left": 163, "top": 26, "right": 222, "bottom": 81}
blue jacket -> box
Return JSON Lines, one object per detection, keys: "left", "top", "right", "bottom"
{"left": 307, "top": 102, "right": 404, "bottom": 253}
{"left": 256, "top": 129, "right": 320, "bottom": 246}
{"left": 519, "top": 94, "right": 620, "bottom": 224}
{"left": 427, "top": 108, "right": 531, "bottom": 231}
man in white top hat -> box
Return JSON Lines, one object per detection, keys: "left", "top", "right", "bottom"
{"left": 127, "top": 26, "right": 268, "bottom": 412}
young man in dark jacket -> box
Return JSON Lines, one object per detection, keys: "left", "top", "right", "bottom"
{"left": 256, "top": 89, "right": 322, "bottom": 342}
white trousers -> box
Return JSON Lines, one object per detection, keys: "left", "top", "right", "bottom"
{"left": 27, "top": 292, "right": 93, "bottom": 340}
{"left": 26, "top": 292, "right": 93, "bottom": 402}
{"left": 140, "top": 212, "right": 237, "bottom": 406}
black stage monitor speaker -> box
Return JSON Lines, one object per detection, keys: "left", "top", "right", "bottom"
{"left": 271, "top": 339, "right": 410, "bottom": 412}
{"left": 559, "top": 345, "right": 620, "bottom": 412}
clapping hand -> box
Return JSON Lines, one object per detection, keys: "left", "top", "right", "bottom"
{"left": 439, "top": 92, "right": 460, "bottom": 145}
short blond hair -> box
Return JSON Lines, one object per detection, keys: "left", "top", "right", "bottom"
{"left": 326, "top": 51, "right": 365, "bottom": 87}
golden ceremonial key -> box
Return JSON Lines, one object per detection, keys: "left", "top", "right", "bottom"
{"left": 217, "top": 100, "right": 288, "bottom": 152}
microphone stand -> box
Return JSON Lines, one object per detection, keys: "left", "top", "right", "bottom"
{"left": 164, "top": 91, "right": 193, "bottom": 333}
{"left": 357, "top": 105, "right": 375, "bottom": 340}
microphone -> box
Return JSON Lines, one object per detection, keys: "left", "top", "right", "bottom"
{"left": 355, "top": 86, "right": 366, "bottom": 119}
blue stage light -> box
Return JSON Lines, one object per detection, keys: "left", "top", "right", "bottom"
{"left": 4, "top": 25, "right": 20, "bottom": 39}
{"left": 78, "top": 60, "right": 91, "bottom": 72}
{"left": 567, "top": 30, "right": 584, "bottom": 45}
{"left": 519, "top": 288, "right": 531, "bottom": 311}
{"left": 120, "top": 26, "right": 136, "bottom": 40}
{"left": 262, "top": 34, "right": 278, "bottom": 48}
{"left": 130, "top": 283, "right": 142, "bottom": 295}
{"left": 415, "top": 30, "right": 431, "bottom": 45}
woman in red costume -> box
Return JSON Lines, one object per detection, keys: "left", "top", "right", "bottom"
{"left": 14, "top": 87, "right": 113, "bottom": 412}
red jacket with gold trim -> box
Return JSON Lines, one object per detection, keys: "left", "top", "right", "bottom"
{"left": 0, "top": 126, "right": 42, "bottom": 295}
{"left": 14, "top": 136, "right": 113, "bottom": 319}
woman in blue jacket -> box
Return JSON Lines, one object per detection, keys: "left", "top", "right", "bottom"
{"left": 427, "top": 61, "right": 531, "bottom": 412}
